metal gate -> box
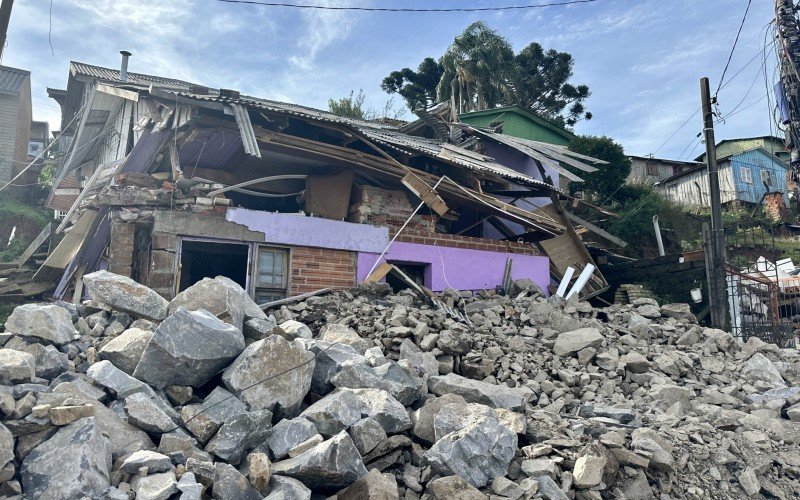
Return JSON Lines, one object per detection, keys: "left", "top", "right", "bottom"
{"left": 723, "top": 224, "right": 799, "bottom": 347}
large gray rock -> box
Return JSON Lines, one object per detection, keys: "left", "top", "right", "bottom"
{"left": 299, "top": 390, "right": 363, "bottom": 436}
{"left": 131, "top": 471, "right": 177, "bottom": 500}
{"left": 98, "top": 327, "right": 154, "bottom": 374}
{"left": 411, "top": 394, "right": 468, "bottom": 444}
{"left": 169, "top": 276, "right": 266, "bottom": 331}
{"left": 272, "top": 431, "right": 368, "bottom": 490}
{"left": 222, "top": 335, "right": 315, "bottom": 418}
{"left": 339, "top": 388, "right": 412, "bottom": 434}
{"left": 741, "top": 353, "right": 786, "bottom": 388}
{"left": 428, "top": 373, "right": 528, "bottom": 411}
{"left": 319, "top": 324, "right": 370, "bottom": 354}
{"left": 21, "top": 343, "right": 68, "bottom": 380}
{"left": 426, "top": 475, "right": 488, "bottom": 500}
{"left": 265, "top": 475, "right": 311, "bottom": 500}
{"left": 83, "top": 270, "right": 169, "bottom": 321}
{"left": 133, "top": 307, "right": 245, "bottom": 388}
{"left": 433, "top": 402, "right": 523, "bottom": 440}
{"left": 213, "top": 462, "right": 261, "bottom": 500}
{"left": 182, "top": 387, "right": 248, "bottom": 444}
{"left": 552, "top": 328, "right": 604, "bottom": 356}
{"left": 331, "top": 360, "right": 424, "bottom": 406}
{"left": 302, "top": 340, "right": 369, "bottom": 395}
{"left": 176, "top": 472, "right": 204, "bottom": 500}
{"left": 120, "top": 450, "right": 174, "bottom": 474}
{"left": 424, "top": 416, "right": 517, "bottom": 488}
{"left": 0, "top": 348, "right": 35, "bottom": 384}
{"left": 50, "top": 381, "right": 154, "bottom": 459}
{"left": 124, "top": 392, "right": 178, "bottom": 434}
{"left": 268, "top": 417, "right": 319, "bottom": 460}
{"left": 4, "top": 303, "right": 77, "bottom": 345}
{"left": 87, "top": 360, "right": 148, "bottom": 398}
{"left": 437, "top": 329, "right": 473, "bottom": 356}
{"left": 206, "top": 409, "right": 273, "bottom": 464}
{"left": 348, "top": 417, "right": 386, "bottom": 455}
{"left": 337, "top": 468, "right": 399, "bottom": 500}
{"left": 0, "top": 423, "right": 12, "bottom": 468}
{"left": 21, "top": 417, "right": 112, "bottom": 499}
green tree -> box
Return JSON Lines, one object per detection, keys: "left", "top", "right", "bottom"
{"left": 381, "top": 22, "right": 591, "bottom": 125}
{"left": 567, "top": 135, "right": 631, "bottom": 202}
{"left": 328, "top": 89, "right": 368, "bottom": 120}
{"left": 380, "top": 58, "right": 443, "bottom": 111}
{"left": 436, "top": 21, "right": 515, "bottom": 114}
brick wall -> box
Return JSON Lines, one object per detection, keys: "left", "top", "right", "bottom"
{"left": 348, "top": 185, "right": 436, "bottom": 234}
{"left": 764, "top": 192, "right": 788, "bottom": 222}
{"left": 108, "top": 222, "right": 136, "bottom": 277}
{"left": 146, "top": 231, "right": 178, "bottom": 299}
{"left": 290, "top": 246, "right": 356, "bottom": 295}
{"left": 349, "top": 184, "right": 539, "bottom": 256}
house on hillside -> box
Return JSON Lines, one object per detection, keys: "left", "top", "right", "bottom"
{"left": 22, "top": 57, "right": 612, "bottom": 303}
{"left": 696, "top": 135, "right": 790, "bottom": 164}
{"left": 627, "top": 155, "right": 703, "bottom": 186}
{"left": 656, "top": 147, "right": 789, "bottom": 218}
{"left": 458, "top": 105, "right": 576, "bottom": 146}
{"left": 0, "top": 65, "right": 32, "bottom": 188}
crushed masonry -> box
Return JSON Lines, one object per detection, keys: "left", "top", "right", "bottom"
{"left": 0, "top": 272, "right": 798, "bottom": 498}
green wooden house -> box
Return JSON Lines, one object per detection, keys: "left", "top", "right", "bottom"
{"left": 458, "top": 105, "right": 575, "bottom": 146}
{"left": 695, "top": 136, "right": 790, "bottom": 164}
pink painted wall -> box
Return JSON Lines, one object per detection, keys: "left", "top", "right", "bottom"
{"left": 357, "top": 242, "right": 550, "bottom": 294}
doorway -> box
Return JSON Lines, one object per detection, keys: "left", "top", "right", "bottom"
{"left": 178, "top": 239, "right": 250, "bottom": 293}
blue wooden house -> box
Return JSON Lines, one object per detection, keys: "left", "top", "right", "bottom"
{"left": 656, "top": 147, "right": 789, "bottom": 208}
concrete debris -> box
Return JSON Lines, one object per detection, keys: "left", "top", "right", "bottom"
{"left": 2, "top": 273, "right": 800, "bottom": 498}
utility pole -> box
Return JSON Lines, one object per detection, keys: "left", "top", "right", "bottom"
{"left": 0, "top": 0, "right": 14, "bottom": 61}
{"left": 700, "top": 77, "right": 728, "bottom": 330}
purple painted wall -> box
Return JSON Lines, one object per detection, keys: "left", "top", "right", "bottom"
{"left": 357, "top": 242, "right": 550, "bottom": 294}
{"left": 226, "top": 208, "right": 388, "bottom": 253}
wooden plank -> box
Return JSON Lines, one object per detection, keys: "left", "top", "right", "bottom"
{"left": 401, "top": 172, "right": 449, "bottom": 216}
{"left": 34, "top": 210, "right": 96, "bottom": 279}
{"left": 14, "top": 223, "right": 53, "bottom": 268}
{"left": 364, "top": 262, "right": 393, "bottom": 284}
{"left": 564, "top": 211, "right": 628, "bottom": 248}
{"left": 71, "top": 264, "right": 87, "bottom": 304}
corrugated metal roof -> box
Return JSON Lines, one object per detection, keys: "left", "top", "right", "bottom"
{"left": 0, "top": 66, "right": 30, "bottom": 94}
{"left": 70, "top": 62, "right": 195, "bottom": 92}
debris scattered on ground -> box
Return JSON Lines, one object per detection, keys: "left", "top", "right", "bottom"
{"left": 1, "top": 271, "right": 800, "bottom": 499}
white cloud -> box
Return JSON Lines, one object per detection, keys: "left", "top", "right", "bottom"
{"left": 288, "top": 0, "right": 366, "bottom": 70}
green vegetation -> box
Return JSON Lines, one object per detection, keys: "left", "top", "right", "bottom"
{"left": 382, "top": 21, "right": 591, "bottom": 126}
{"left": 0, "top": 194, "right": 50, "bottom": 262}
{"left": 567, "top": 135, "right": 631, "bottom": 202}
{"left": 328, "top": 90, "right": 406, "bottom": 121}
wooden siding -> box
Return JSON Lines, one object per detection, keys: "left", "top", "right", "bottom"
{"left": 728, "top": 148, "right": 789, "bottom": 205}
{"left": 459, "top": 108, "right": 573, "bottom": 146}
{"left": 627, "top": 157, "right": 698, "bottom": 185}
{"left": 656, "top": 164, "right": 737, "bottom": 206}
{"left": 13, "top": 79, "right": 32, "bottom": 178}
{"left": 713, "top": 137, "right": 789, "bottom": 163}
{"left": 0, "top": 93, "right": 19, "bottom": 183}
{"left": 656, "top": 149, "right": 788, "bottom": 207}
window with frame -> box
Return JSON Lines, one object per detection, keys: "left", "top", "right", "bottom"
{"left": 760, "top": 169, "right": 773, "bottom": 186}
{"left": 254, "top": 246, "right": 289, "bottom": 304}
{"left": 645, "top": 162, "right": 659, "bottom": 176}
{"left": 741, "top": 167, "right": 753, "bottom": 184}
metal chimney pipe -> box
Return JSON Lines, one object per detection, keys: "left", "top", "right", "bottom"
{"left": 119, "top": 51, "right": 132, "bottom": 82}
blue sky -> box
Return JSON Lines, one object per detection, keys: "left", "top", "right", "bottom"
{"left": 1, "top": 0, "right": 780, "bottom": 159}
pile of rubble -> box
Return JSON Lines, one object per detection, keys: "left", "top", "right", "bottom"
{"left": 0, "top": 272, "right": 799, "bottom": 499}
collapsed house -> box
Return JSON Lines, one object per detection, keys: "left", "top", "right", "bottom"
{"left": 30, "top": 56, "right": 610, "bottom": 304}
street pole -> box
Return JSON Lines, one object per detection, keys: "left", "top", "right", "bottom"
{"left": 700, "top": 77, "right": 728, "bottom": 330}
{"left": 0, "top": 0, "right": 13, "bottom": 61}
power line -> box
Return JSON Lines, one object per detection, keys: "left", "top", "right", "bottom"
{"left": 715, "top": 0, "right": 753, "bottom": 96}
{"left": 212, "top": 0, "right": 601, "bottom": 12}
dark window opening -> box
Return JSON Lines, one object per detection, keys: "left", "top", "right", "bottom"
{"left": 253, "top": 246, "right": 289, "bottom": 304}
{"left": 179, "top": 240, "right": 249, "bottom": 292}
{"left": 386, "top": 262, "right": 428, "bottom": 292}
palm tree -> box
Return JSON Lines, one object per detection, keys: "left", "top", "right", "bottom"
{"left": 436, "top": 22, "right": 515, "bottom": 114}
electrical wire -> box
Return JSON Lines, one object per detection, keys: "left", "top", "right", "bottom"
{"left": 715, "top": 0, "right": 753, "bottom": 96}
{"left": 213, "top": 0, "right": 601, "bottom": 12}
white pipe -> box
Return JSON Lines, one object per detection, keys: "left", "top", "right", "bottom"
{"left": 566, "top": 264, "right": 595, "bottom": 300}
{"left": 555, "top": 266, "right": 575, "bottom": 297}
{"left": 653, "top": 215, "right": 665, "bottom": 256}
